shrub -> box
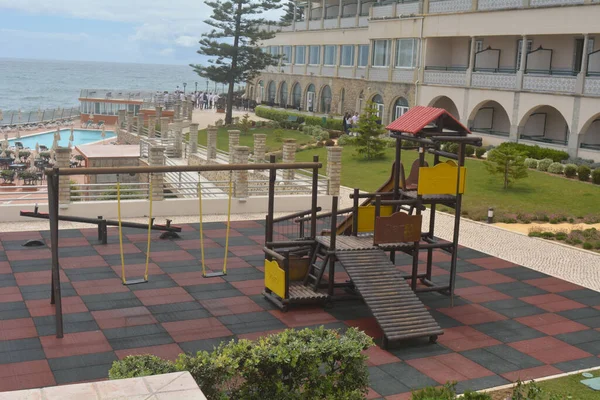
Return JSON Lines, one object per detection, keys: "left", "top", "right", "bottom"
{"left": 475, "top": 147, "right": 486, "bottom": 159}
{"left": 324, "top": 139, "right": 335, "bottom": 146}
{"left": 411, "top": 382, "right": 491, "bottom": 400}
{"left": 484, "top": 148, "right": 528, "bottom": 189}
{"left": 465, "top": 144, "right": 475, "bottom": 157}
{"left": 524, "top": 158, "right": 539, "bottom": 169}
{"left": 584, "top": 242, "right": 593, "bottom": 250}
{"left": 109, "top": 355, "right": 177, "bottom": 380}
{"left": 110, "top": 327, "right": 373, "bottom": 400}
{"left": 564, "top": 164, "right": 577, "bottom": 178}
{"left": 445, "top": 143, "right": 459, "bottom": 155}
{"left": 337, "top": 135, "right": 356, "bottom": 146}
{"left": 592, "top": 168, "right": 600, "bottom": 185}
{"left": 18, "top": 150, "right": 31, "bottom": 159}
{"left": 536, "top": 158, "right": 553, "bottom": 172}
{"left": 496, "top": 142, "right": 568, "bottom": 162}
{"left": 563, "top": 156, "right": 594, "bottom": 166}
{"left": 547, "top": 162, "right": 564, "bottom": 174}
{"left": 577, "top": 165, "right": 591, "bottom": 181}
{"left": 255, "top": 106, "right": 343, "bottom": 130}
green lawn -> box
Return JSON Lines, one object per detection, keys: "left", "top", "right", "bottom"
{"left": 295, "top": 145, "right": 600, "bottom": 221}
{"left": 535, "top": 369, "right": 600, "bottom": 400}
{"left": 197, "top": 127, "right": 314, "bottom": 153}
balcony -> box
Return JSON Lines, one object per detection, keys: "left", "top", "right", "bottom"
{"left": 478, "top": 0, "right": 522, "bottom": 10}
{"left": 424, "top": 66, "right": 468, "bottom": 86}
{"left": 584, "top": 75, "right": 600, "bottom": 96}
{"left": 371, "top": 0, "right": 421, "bottom": 20}
{"left": 472, "top": 68, "right": 518, "bottom": 90}
{"left": 530, "top": 0, "right": 584, "bottom": 6}
{"left": 523, "top": 70, "right": 578, "bottom": 93}
{"left": 372, "top": 3, "right": 395, "bottom": 19}
{"left": 429, "top": 0, "right": 472, "bottom": 14}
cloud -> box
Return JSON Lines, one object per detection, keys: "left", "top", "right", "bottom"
{"left": 175, "top": 36, "right": 198, "bottom": 48}
{"left": 159, "top": 48, "right": 174, "bottom": 56}
{"left": 0, "top": 28, "right": 89, "bottom": 42}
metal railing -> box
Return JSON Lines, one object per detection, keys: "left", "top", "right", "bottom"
{"left": 70, "top": 182, "right": 150, "bottom": 201}
{"left": 0, "top": 107, "right": 80, "bottom": 127}
{"left": 425, "top": 65, "right": 469, "bottom": 72}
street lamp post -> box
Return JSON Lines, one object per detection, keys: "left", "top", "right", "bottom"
{"left": 183, "top": 83, "right": 187, "bottom": 94}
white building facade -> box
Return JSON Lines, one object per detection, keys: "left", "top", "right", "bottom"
{"left": 253, "top": 0, "right": 600, "bottom": 161}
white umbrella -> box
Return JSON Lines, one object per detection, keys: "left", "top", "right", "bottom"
{"left": 35, "top": 142, "right": 40, "bottom": 153}
{"left": 68, "top": 140, "right": 73, "bottom": 149}
{"left": 69, "top": 127, "right": 74, "bottom": 142}
{"left": 56, "top": 127, "right": 61, "bottom": 141}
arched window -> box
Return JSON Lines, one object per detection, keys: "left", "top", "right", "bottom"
{"left": 320, "top": 85, "right": 332, "bottom": 114}
{"left": 292, "top": 83, "right": 302, "bottom": 109}
{"left": 267, "top": 81, "right": 276, "bottom": 104}
{"left": 280, "top": 82, "right": 288, "bottom": 108}
{"left": 372, "top": 94, "right": 384, "bottom": 118}
{"left": 393, "top": 97, "right": 409, "bottom": 121}
{"left": 306, "top": 84, "right": 316, "bottom": 112}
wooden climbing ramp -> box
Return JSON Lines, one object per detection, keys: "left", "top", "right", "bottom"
{"left": 335, "top": 249, "right": 443, "bottom": 348}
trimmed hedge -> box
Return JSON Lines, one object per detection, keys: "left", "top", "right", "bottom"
{"left": 524, "top": 158, "right": 538, "bottom": 169}
{"left": 547, "top": 162, "right": 564, "bottom": 174}
{"left": 475, "top": 147, "right": 486, "bottom": 159}
{"left": 255, "top": 106, "right": 343, "bottom": 131}
{"left": 496, "top": 142, "right": 569, "bottom": 162}
{"left": 578, "top": 165, "right": 591, "bottom": 181}
{"left": 537, "top": 158, "right": 553, "bottom": 172}
{"left": 564, "top": 164, "right": 577, "bottom": 178}
{"left": 593, "top": 168, "right": 600, "bottom": 184}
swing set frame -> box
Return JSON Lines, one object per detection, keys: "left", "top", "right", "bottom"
{"left": 44, "top": 159, "right": 322, "bottom": 338}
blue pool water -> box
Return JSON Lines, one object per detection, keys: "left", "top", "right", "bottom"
{"left": 9, "top": 129, "right": 115, "bottom": 149}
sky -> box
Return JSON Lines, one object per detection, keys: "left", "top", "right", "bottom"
{"left": 0, "top": 1, "right": 283, "bottom": 65}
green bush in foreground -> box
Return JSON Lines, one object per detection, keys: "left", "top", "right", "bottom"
{"left": 109, "top": 327, "right": 373, "bottom": 400}
{"left": 578, "top": 165, "right": 591, "bottom": 181}
{"left": 255, "top": 106, "right": 343, "bottom": 131}
{"left": 524, "top": 158, "right": 539, "bottom": 169}
{"left": 475, "top": 147, "right": 486, "bottom": 159}
{"left": 496, "top": 142, "right": 569, "bottom": 162}
{"left": 592, "top": 168, "right": 600, "bottom": 184}
{"left": 411, "top": 382, "right": 491, "bottom": 399}
{"left": 547, "top": 162, "right": 564, "bottom": 174}
{"left": 563, "top": 164, "right": 578, "bottom": 178}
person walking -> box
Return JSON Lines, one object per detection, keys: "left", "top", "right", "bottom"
{"left": 203, "top": 92, "right": 209, "bottom": 110}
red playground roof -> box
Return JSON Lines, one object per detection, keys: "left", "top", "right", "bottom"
{"left": 386, "top": 106, "right": 471, "bottom": 134}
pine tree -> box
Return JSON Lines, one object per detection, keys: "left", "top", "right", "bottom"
{"left": 191, "top": 0, "right": 282, "bottom": 125}
{"left": 280, "top": 1, "right": 302, "bottom": 23}
{"left": 353, "top": 102, "right": 387, "bottom": 160}
{"left": 484, "top": 147, "right": 528, "bottom": 189}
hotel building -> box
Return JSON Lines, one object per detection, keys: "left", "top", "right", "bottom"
{"left": 253, "top": 0, "right": 600, "bottom": 161}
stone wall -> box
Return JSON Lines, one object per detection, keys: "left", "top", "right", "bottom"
{"left": 116, "top": 127, "right": 142, "bottom": 145}
{"left": 251, "top": 72, "right": 415, "bottom": 124}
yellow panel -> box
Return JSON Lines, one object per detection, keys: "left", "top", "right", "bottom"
{"left": 446, "top": 160, "right": 457, "bottom": 166}
{"left": 357, "top": 205, "right": 394, "bottom": 233}
{"left": 418, "top": 163, "right": 467, "bottom": 195}
{"left": 265, "top": 259, "right": 286, "bottom": 299}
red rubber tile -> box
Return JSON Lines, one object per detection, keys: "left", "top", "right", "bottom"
{"left": 270, "top": 308, "right": 338, "bottom": 328}
{"left": 15, "top": 270, "right": 69, "bottom": 286}
{"left": 0, "top": 360, "right": 55, "bottom": 392}
{"left": 72, "top": 278, "right": 130, "bottom": 296}
{"left": 94, "top": 243, "right": 141, "bottom": 256}
{"left": 0, "top": 287, "right": 23, "bottom": 303}
{"left": 229, "top": 221, "right": 263, "bottom": 229}
{"left": 468, "top": 257, "right": 517, "bottom": 270}
{"left": 344, "top": 318, "right": 384, "bottom": 339}
{"left": 459, "top": 270, "right": 515, "bottom": 285}
{"left": 27, "top": 296, "right": 88, "bottom": 317}
{"left": 520, "top": 294, "right": 586, "bottom": 312}
{"left": 150, "top": 250, "right": 195, "bottom": 263}
{"left": 176, "top": 238, "right": 220, "bottom": 250}
{"left": 524, "top": 277, "right": 583, "bottom": 293}
{"left": 384, "top": 393, "right": 413, "bottom": 400}
{"left": 0, "top": 261, "right": 11, "bottom": 274}
{"left": 502, "top": 365, "right": 562, "bottom": 383}
{"left": 200, "top": 296, "right": 263, "bottom": 317}
{"left": 418, "top": 250, "right": 451, "bottom": 263}
{"left": 204, "top": 257, "right": 251, "bottom": 270}
{"left": 231, "top": 279, "right": 264, "bottom": 296}
{"left": 229, "top": 246, "right": 266, "bottom": 257}
{"left": 162, "top": 318, "right": 232, "bottom": 342}
{"left": 509, "top": 336, "right": 592, "bottom": 364}
{"left": 0, "top": 231, "right": 43, "bottom": 241}
{"left": 109, "top": 263, "right": 164, "bottom": 277}
{"left": 51, "top": 237, "right": 90, "bottom": 247}
{"left": 6, "top": 249, "right": 51, "bottom": 261}
{"left": 41, "top": 331, "right": 112, "bottom": 358}
{"left": 0, "top": 318, "right": 38, "bottom": 341}
{"left": 438, "top": 326, "right": 501, "bottom": 352}
{"left": 134, "top": 287, "right": 194, "bottom": 306}
{"left": 169, "top": 272, "right": 224, "bottom": 286}
{"left": 92, "top": 306, "right": 157, "bottom": 329}
{"left": 364, "top": 345, "right": 401, "bottom": 366}
{"left": 366, "top": 387, "right": 381, "bottom": 399}
{"left": 202, "top": 229, "right": 242, "bottom": 238}
{"left": 115, "top": 343, "right": 183, "bottom": 362}
{"left": 456, "top": 286, "right": 511, "bottom": 304}
{"left": 517, "top": 313, "right": 588, "bottom": 335}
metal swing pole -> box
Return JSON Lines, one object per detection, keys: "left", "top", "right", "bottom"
{"left": 47, "top": 168, "right": 63, "bottom": 338}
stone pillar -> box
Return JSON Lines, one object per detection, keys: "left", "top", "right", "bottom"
{"left": 576, "top": 34, "right": 590, "bottom": 94}
{"left": 136, "top": 115, "right": 144, "bottom": 134}
{"left": 233, "top": 146, "right": 250, "bottom": 198}
{"left": 155, "top": 106, "right": 162, "bottom": 120}
{"left": 182, "top": 101, "right": 189, "bottom": 120}
{"left": 126, "top": 111, "right": 134, "bottom": 132}
{"left": 253, "top": 133, "right": 267, "bottom": 162}
{"left": 207, "top": 126, "right": 218, "bottom": 160}
{"left": 148, "top": 146, "right": 165, "bottom": 201}
{"left": 282, "top": 139, "right": 297, "bottom": 181}
{"left": 175, "top": 101, "right": 182, "bottom": 119}
{"left": 228, "top": 130, "right": 241, "bottom": 164}
{"left": 117, "top": 110, "right": 127, "bottom": 128}
{"left": 148, "top": 116, "right": 156, "bottom": 138}
{"left": 160, "top": 117, "right": 170, "bottom": 137}
{"left": 326, "top": 146, "right": 342, "bottom": 196}
{"left": 466, "top": 36, "right": 477, "bottom": 86}
{"left": 174, "top": 120, "right": 183, "bottom": 157}
{"left": 189, "top": 123, "right": 199, "bottom": 154}
{"left": 55, "top": 147, "right": 72, "bottom": 204}
{"left": 188, "top": 100, "right": 193, "bottom": 120}
{"left": 516, "top": 35, "right": 528, "bottom": 90}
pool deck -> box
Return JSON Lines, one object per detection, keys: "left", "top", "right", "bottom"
{"left": 0, "top": 220, "right": 599, "bottom": 398}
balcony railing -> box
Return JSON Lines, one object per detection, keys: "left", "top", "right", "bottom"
{"left": 584, "top": 76, "right": 600, "bottom": 96}
{"left": 424, "top": 67, "right": 467, "bottom": 86}
{"left": 525, "top": 68, "right": 578, "bottom": 76}
{"left": 580, "top": 143, "right": 600, "bottom": 151}
{"left": 472, "top": 72, "right": 518, "bottom": 90}
{"left": 523, "top": 74, "right": 577, "bottom": 93}
{"left": 429, "top": 0, "right": 472, "bottom": 14}
{"left": 425, "top": 65, "right": 468, "bottom": 72}
{"left": 472, "top": 129, "right": 510, "bottom": 137}
{"left": 478, "top": 0, "right": 522, "bottom": 10}
{"left": 520, "top": 135, "right": 567, "bottom": 146}
{"left": 530, "top": 0, "right": 584, "bottom": 6}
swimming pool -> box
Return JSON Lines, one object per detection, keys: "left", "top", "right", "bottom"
{"left": 8, "top": 129, "right": 116, "bottom": 149}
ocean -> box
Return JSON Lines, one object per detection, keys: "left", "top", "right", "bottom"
{"left": 0, "top": 58, "right": 223, "bottom": 113}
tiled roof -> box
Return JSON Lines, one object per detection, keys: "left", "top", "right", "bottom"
{"left": 386, "top": 106, "right": 471, "bottom": 134}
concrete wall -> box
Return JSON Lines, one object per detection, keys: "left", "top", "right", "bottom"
{"left": 86, "top": 157, "right": 140, "bottom": 184}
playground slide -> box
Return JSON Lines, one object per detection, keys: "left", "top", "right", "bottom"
{"left": 335, "top": 163, "right": 396, "bottom": 235}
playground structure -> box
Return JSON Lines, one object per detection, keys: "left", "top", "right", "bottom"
{"left": 42, "top": 159, "right": 322, "bottom": 338}
{"left": 263, "top": 106, "right": 483, "bottom": 348}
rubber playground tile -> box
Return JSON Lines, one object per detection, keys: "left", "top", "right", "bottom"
{"left": 0, "top": 302, "right": 30, "bottom": 321}
{"left": 407, "top": 353, "right": 494, "bottom": 384}
{"left": 103, "top": 253, "right": 149, "bottom": 266}
{"left": 221, "top": 267, "right": 264, "bottom": 282}
{"left": 520, "top": 294, "right": 587, "bottom": 313}
{"left": 219, "top": 311, "right": 286, "bottom": 335}
{"left": 134, "top": 287, "right": 194, "bottom": 306}
{"left": 0, "top": 262, "right": 11, "bottom": 275}
{"left": 367, "top": 366, "right": 411, "bottom": 397}
{"left": 344, "top": 318, "right": 384, "bottom": 339}
{"left": 162, "top": 318, "right": 232, "bottom": 342}
{"left": 437, "top": 326, "right": 501, "bottom": 352}
{"left": 204, "top": 257, "right": 253, "bottom": 270}
{"left": 71, "top": 278, "right": 131, "bottom": 296}
{"left": 438, "top": 304, "right": 507, "bottom": 326}
{"left": 230, "top": 279, "right": 265, "bottom": 296}
{"left": 184, "top": 282, "right": 243, "bottom": 300}
{"left": 524, "top": 277, "right": 583, "bottom": 293}
{"left": 14, "top": 270, "right": 68, "bottom": 287}
{"left": 47, "top": 237, "right": 90, "bottom": 248}
{"left": 178, "top": 336, "right": 236, "bottom": 354}
{"left": 148, "top": 302, "right": 211, "bottom": 323}
{"left": 468, "top": 257, "right": 517, "bottom": 270}
{"left": 40, "top": 331, "right": 112, "bottom": 359}
{"left": 509, "top": 336, "right": 592, "bottom": 364}
{"left": 0, "top": 338, "right": 45, "bottom": 365}
{"left": 363, "top": 345, "right": 402, "bottom": 367}
{"left": 64, "top": 266, "right": 119, "bottom": 282}
{"left": 494, "top": 267, "right": 549, "bottom": 281}
{"left": 473, "top": 319, "right": 545, "bottom": 343}
{"left": 460, "top": 345, "right": 543, "bottom": 375}
{"left": 135, "top": 240, "right": 182, "bottom": 253}
{"left": 169, "top": 271, "right": 225, "bottom": 287}
{"left": 455, "top": 286, "right": 511, "bottom": 304}
{"left": 553, "top": 356, "right": 600, "bottom": 372}
{"left": 270, "top": 308, "right": 338, "bottom": 328}
{"left": 201, "top": 229, "right": 243, "bottom": 239}
{"left": 33, "top": 312, "right": 99, "bottom": 336}
{"left": 456, "top": 248, "right": 491, "bottom": 260}
{"left": 0, "top": 318, "right": 38, "bottom": 341}
{"left": 48, "top": 351, "right": 118, "bottom": 385}
{"left": 378, "top": 362, "right": 439, "bottom": 391}
{"left": 91, "top": 306, "right": 157, "bottom": 330}
{"left": 103, "top": 323, "right": 174, "bottom": 350}
{"left": 211, "top": 236, "right": 259, "bottom": 247}
{"left": 115, "top": 343, "right": 183, "bottom": 362}
{"left": 455, "top": 375, "right": 511, "bottom": 395}
{"left": 126, "top": 274, "right": 178, "bottom": 291}
{"left": 200, "top": 296, "right": 263, "bottom": 317}
{"left": 150, "top": 250, "right": 195, "bottom": 263}
{"left": 480, "top": 299, "right": 546, "bottom": 319}
{"left": 0, "top": 287, "right": 22, "bottom": 303}
{"left": 8, "top": 258, "right": 53, "bottom": 273}
{"left": 0, "top": 360, "right": 56, "bottom": 392}
{"left": 459, "top": 270, "right": 516, "bottom": 285}
{"left": 93, "top": 243, "right": 141, "bottom": 256}
{"left": 58, "top": 255, "right": 108, "bottom": 270}
{"left": 40, "top": 229, "right": 84, "bottom": 239}
{"left": 489, "top": 281, "right": 549, "bottom": 298}
{"left": 0, "top": 274, "right": 18, "bottom": 288}
{"left": 57, "top": 246, "right": 99, "bottom": 258}
{"left": 516, "top": 313, "right": 589, "bottom": 335}
{"left": 81, "top": 291, "right": 143, "bottom": 311}
{"left": 501, "top": 365, "right": 563, "bottom": 383}
{"left": 5, "top": 249, "right": 51, "bottom": 262}
{"left": 559, "top": 289, "right": 600, "bottom": 307}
